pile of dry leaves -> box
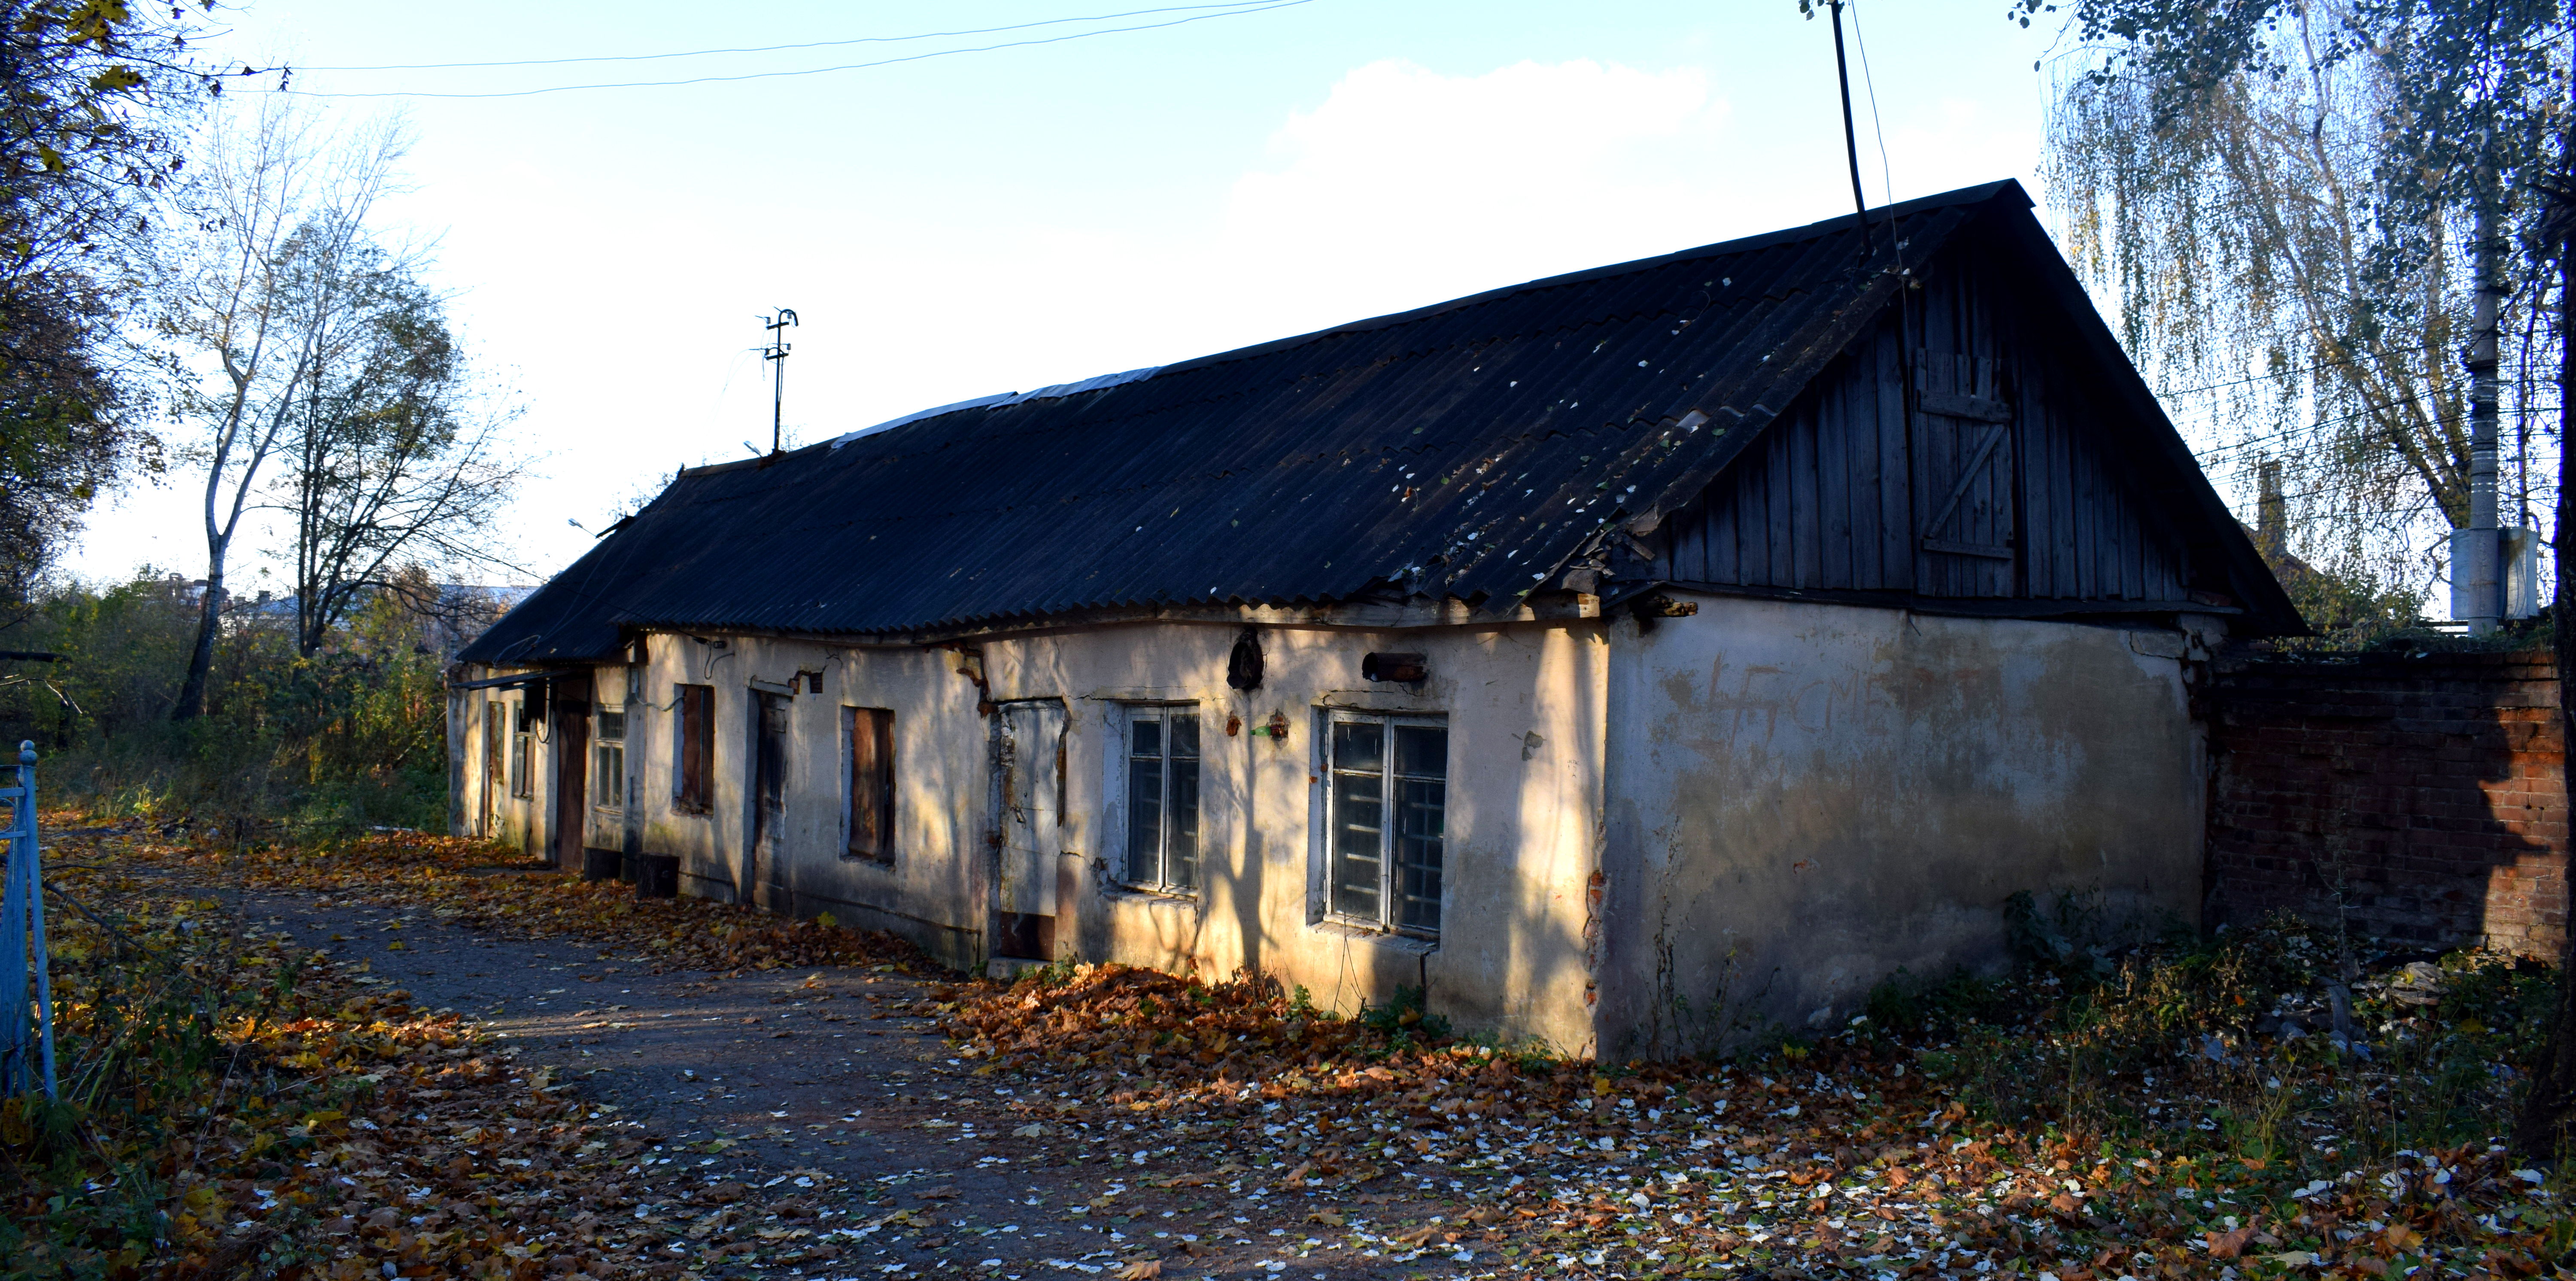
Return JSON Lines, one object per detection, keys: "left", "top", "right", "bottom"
{"left": 5, "top": 824, "right": 767, "bottom": 1279}
{"left": 938, "top": 953, "right": 2573, "bottom": 1280}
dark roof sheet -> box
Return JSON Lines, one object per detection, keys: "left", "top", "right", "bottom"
{"left": 463, "top": 180, "right": 2293, "bottom": 665}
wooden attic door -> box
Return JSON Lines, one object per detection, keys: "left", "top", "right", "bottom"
{"left": 1911, "top": 349, "right": 2019, "bottom": 598}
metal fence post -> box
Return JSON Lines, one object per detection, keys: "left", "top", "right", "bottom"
{"left": 0, "top": 740, "right": 50, "bottom": 1101}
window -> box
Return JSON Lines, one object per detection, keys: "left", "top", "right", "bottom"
{"left": 591, "top": 706, "right": 626, "bottom": 810}
{"left": 674, "top": 683, "right": 714, "bottom": 814}
{"left": 483, "top": 701, "right": 504, "bottom": 798}
{"left": 846, "top": 707, "right": 895, "bottom": 860}
{"left": 1123, "top": 707, "right": 1200, "bottom": 892}
{"left": 509, "top": 698, "right": 534, "bottom": 799}
{"left": 1326, "top": 715, "right": 1447, "bottom": 935}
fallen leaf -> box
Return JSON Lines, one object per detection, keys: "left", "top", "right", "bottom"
{"left": 1116, "top": 1260, "right": 1162, "bottom": 1280}
{"left": 2208, "top": 1223, "right": 2258, "bottom": 1260}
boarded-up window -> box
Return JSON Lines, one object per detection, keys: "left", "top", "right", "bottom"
{"left": 847, "top": 707, "right": 895, "bottom": 860}
{"left": 483, "top": 701, "right": 504, "bottom": 803}
{"left": 675, "top": 684, "right": 714, "bottom": 814}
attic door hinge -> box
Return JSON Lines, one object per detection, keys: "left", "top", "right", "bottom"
{"left": 1920, "top": 537, "right": 2014, "bottom": 561}
{"left": 1918, "top": 389, "right": 2013, "bottom": 423}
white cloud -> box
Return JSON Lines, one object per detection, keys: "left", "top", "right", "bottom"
{"left": 1216, "top": 59, "right": 1740, "bottom": 324}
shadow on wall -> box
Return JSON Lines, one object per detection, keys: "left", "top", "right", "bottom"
{"left": 2204, "top": 650, "right": 2566, "bottom": 958}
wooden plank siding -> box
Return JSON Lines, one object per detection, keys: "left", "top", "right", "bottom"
{"left": 1654, "top": 239, "right": 2189, "bottom": 607}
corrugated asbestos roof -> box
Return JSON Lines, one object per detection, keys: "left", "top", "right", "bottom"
{"left": 461, "top": 181, "right": 2295, "bottom": 666}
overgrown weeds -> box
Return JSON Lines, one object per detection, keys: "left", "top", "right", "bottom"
{"left": 4, "top": 572, "right": 460, "bottom": 839}
{"left": 1866, "top": 907, "right": 2553, "bottom": 1179}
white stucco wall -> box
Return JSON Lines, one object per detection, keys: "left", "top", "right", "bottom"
{"left": 458, "top": 685, "right": 545, "bottom": 855}
{"left": 448, "top": 593, "right": 2222, "bottom": 1062}
{"left": 1594, "top": 592, "right": 2211, "bottom": 1058}
{"left": 555, "top": 620, "right": 1615, "bottom": 1049}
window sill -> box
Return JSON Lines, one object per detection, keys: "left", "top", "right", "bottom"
{"left": 1309, "top": 918, "right": 1437, "bottom": 954}
{"left": 840, "top": 853, "right": 896, "bottom": 868}
{"left": 1104, "top": 884, "right": 1200, "bottom": 908}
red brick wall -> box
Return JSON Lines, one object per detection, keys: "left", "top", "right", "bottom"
{"left": 2205, "top": 650, "right": 2566, "bottom": 957}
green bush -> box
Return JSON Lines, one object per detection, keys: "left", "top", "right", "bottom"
{"left": 0, "top": 571, "right": 453, "bottom": 834}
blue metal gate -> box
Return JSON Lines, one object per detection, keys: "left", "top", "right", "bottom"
{"left": 0, "top": 741, "right": 54, "bottom": 1100}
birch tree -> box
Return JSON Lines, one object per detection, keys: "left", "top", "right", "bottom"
{"left": 2033, "top": 0, "right": 2568, "bottom": 629}
{"left": 157, "top": 102, "right": 406, "bottom": 719}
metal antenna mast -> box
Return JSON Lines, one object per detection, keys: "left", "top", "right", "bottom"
{"left": 761, "top": 307, "right": 799, "bottom": 455}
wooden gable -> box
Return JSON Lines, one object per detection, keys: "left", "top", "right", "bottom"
{"left": 1650, "top": 226, "right": 2200, "bottom": 613}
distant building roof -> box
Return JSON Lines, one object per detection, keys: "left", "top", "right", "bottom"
{"left": 462, "top": 180, "right": 2295, "bottom": 666}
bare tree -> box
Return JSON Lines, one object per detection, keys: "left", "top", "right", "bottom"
{"left": 271, "top": 246, "right": 522, "bottom": 657}
{"left": 155, "top": 101, "right": 407, "bottom": 719}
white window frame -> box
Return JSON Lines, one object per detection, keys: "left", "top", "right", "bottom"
{"left": 1319, "top": 710, "right": 1449, "bottom": 938}
{"left": 1109, "top": 703, "right": 1202, "bottom": 895}
{"left": 590, "top": 703, "right": 626, "bottom": 812}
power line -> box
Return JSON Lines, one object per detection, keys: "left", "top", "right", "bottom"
{"left": 289, "top": 2, "right": 1293, "bottom": 72}
{"left": 256, "top": 1, "right": 1315, "bottom": 100}
{"left": 1844, "top": 0, "right": 1896, "bottom": 212}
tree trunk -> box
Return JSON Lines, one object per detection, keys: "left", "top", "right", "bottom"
{"left": 2512, "top": 233, "right": 2576, "bottom": 1161}
{"left": 171, "top": 552, "right": 225, "bottom": 722}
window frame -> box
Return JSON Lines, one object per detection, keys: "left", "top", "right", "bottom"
{"left": 1113, "top": 703, "right": 1202, "bottom": 895}
{"left": 483, "top": 701, "right": 504, "bottom": 805}
{"left": 674, "top": 683, "right": 714, "bottom": 814}
{"left": 1320, "top": 710, "right": 1449, "bottom": 938}
{"left": 590, "top": 704, "right": 626, "bottom": 812}
{"left": 844, "top": 706, "right": 896, "bottom": 862}
{"left": 508, "top": 698, "right": 534, "bottom": 800}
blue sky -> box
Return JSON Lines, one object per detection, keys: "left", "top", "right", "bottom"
{"left": 74, "top": 0, "right": 2065, "bottom": 587}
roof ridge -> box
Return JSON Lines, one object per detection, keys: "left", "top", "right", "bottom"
{"left": 778, "top": 180, "right": 2033, "bottom": 466}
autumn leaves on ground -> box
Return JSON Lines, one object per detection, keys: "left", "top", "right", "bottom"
{"left": 3, "top": 826, "right": 2570, "bottom": 1281}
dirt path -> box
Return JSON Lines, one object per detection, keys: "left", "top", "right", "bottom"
{"left": 233, "top": 871, "right": 1502, "bottom": 1281}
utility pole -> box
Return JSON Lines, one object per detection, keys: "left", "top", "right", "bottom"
{"left": 761, "top": 307, "right": 798, "bottom": 455}
{"left": 1827, "top": 0, "right": 1872, "bottom": 264}
{"left": 2456, "top": 198, "right": 2503, "bottom": 635}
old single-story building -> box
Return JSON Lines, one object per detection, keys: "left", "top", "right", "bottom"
{"left": 450, "top": 180, "right": 2298, "bottom": 1058}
